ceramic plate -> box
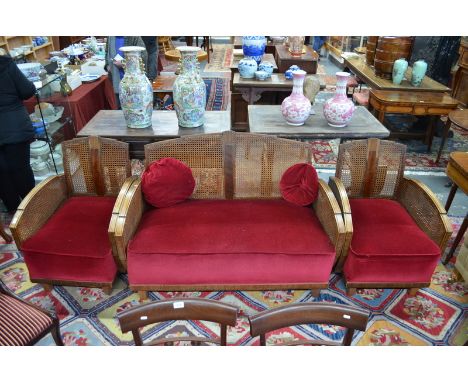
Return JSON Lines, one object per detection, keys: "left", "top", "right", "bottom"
{"left": 30, "top": 106, "right": 65, "bottom": 124}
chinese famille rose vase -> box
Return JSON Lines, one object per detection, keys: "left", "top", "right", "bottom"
{"left": 119, "top": 46, "right": 153, "bottom": 128}
{"left": 281, "top": 70, "right": 311, "bottom": 126}
{"left": 242, "top": 36, "right": 267, "bottom": 65}
{"left": 173, "top": 47, "right": 206, "bottom": 128}
{"left": 323, "top": 72, "right": 355, "bottom": 127}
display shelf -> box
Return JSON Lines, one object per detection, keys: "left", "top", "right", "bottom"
{"left": 0, "top": 36, "right": 55, "bottom": 62}
{"left": 33, "top": 42, "right": 52, "bottom": 51}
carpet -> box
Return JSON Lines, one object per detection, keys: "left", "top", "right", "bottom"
{"left": 0, "top": 215, "right": 466, "bottom": 346}
{"left": 203, "top": 44, "right": 233, "bottom": 73}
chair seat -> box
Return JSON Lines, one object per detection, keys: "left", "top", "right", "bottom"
{"left": 0, "top": 294, "right": 53, "bottom": 345}
{"left": 128, "top": 199, "right": 336, "bottom": 286}
{"left": 347, "top": 76, "right": 359, "bottom": 88}
{"left": 352, "top": 90, "right": 369, "bottom": 106}
{"left": 344, "top": 199, "right": 441, "bottom": 284}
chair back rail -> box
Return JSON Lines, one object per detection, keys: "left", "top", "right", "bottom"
{"left": 117, "top": 298, "right": 238, "bottom": 346}
{"left": 249, "top": 302, "right": 369, "bottom": 346}
{"left": 62, "top": 136, "right": 130, "bottom": 196}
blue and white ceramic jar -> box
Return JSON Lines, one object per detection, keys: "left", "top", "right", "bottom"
{"left": 255, "top": 70, "right": 269, "bottom": 81}
{"left": 392, "top": 58, "right": 408, "bottom": 85}
{"left": 411, "top": 59, "right": 428, "bottom": 87}
{"left": 238, "top": 57, "right": 258, "bottom": 79}
{"left": 119, "top": 46, "right": 153, "bottom": 128}
{"left": 173, "top": 47, "right": 206, "bottom": 128}
{"left": 258, "top": 61, "right": 274, "bottom": 77}
{"left": 285, "top": 65, "right": 301, "bottom": 80}
{"left": 242, "top": 36, "right": 266, "bottom": 65}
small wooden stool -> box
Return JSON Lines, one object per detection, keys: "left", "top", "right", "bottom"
{"left": 443, "top": 151, "right": 468, "bottom": 264}
{"left": 0, "top": 221, "right": 12, "bottom": 243}
{"left": 436, "top": 109, "right": 468, "bottom": 163}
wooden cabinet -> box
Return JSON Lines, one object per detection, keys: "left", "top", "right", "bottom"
{"left": 0, "top": 36, "right": 56, "bottom": 61}
{"left": 58, "top": 36, "right": 86, "bottom": 50}
{"left": 452, "top": 37, "right": 468, "bottom": 106}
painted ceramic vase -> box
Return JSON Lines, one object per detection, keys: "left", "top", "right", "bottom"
{"left": 281, "top": 70, "right": 311, "bottom": 126}
{"left": 411, "top": 59, "right": 428, "bottom": 87}
{"left": 173, "top": 47, "right": 206, "bottom": 128}
{"left": 323, "top": 72, "right": 355, "bottom": 127}
{"left": 392, "top": 58, "right": 408, "bottom": 85}
{"left": 242, "top": 36, "right": 266, "bottom": 65}
{"left": 119, "top": 46, "right": 153, "bottom": 128}
{"left": 285, "top": 65, "right": 301, "bottom": 80}
{"left": 238, "top": 57, "right": 258, "bottom": 79}
{"left": 258, "top": 61, "right": 274, "bottom": 77}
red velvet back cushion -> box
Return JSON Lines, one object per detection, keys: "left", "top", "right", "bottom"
{"left": 280, "top": 163, "right": 319, "bottom": 206}
{"left": 142, "top": 158, "right": 195, "bottom": 208}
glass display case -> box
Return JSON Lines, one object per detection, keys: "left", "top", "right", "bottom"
{"left": 29, "top": 74, "right": 76, "bottom": 179}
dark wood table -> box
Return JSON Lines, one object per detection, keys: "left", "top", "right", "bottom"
{"left": 248, "top": 104, "right": 390, "bottom": 139}
{"left": 232, "top": 73, "right": 325, "bottom": 131}
{"left": 274, "top": 45, "right": 319, "bottom": 74}
{"left": 368, "top": 89, "right": 459, "bottom": 151}
{"left": 343, "top": 55, "right": 450, "bottom": 93}
{"left": 77, "top": 110, "right": 231, "bottom": 159}
{"left": 437, "top": 109, "right": 468, "bottom": 162}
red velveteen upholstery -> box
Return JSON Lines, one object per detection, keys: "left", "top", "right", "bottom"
{"left": 343, "top": 199, "right": 441, "bottom": 283}
{"left": 127, "top": 199, "right": 335, "bottom": 286}
{"left": 142, "top": 158, "right": 196, "bottom": 208}
{"left": 21, "top": 196, "right": 117, "bottom": 283}
{"left": 280, "top": 163, "right": 319, "bottom": 206}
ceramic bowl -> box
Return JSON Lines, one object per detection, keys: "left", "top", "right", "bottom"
{"left": 17, "top": 63, "right": 41, "bottom": 81}
{"left": 255, "top": 70, "right": 269, "bottom": 81}
{"left": 30, "top": 140, "right": 50, "bottom": 161}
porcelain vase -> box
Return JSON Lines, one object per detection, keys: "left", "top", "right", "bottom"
{"left": 238, "top": 57, "right": 258, "bottom": 79}
{"left": 392, "top": 58, "right": 408, "bottom": 85}
{"left": 119, "top": 46, "right": 153, "bottom": 128}
{"left": 242, "top": 36, "right": 266, "bottom": 65}
{"left": 411, "top": 59, "right": 428, "bottom": 87}
{"left": 281, "top": 70, "right": 311, "bottom": 126}
{"left": 289, "top": 36, "right": 305, "bottom": 57}
{"left": 173, "top": 47, "right": 206, "bottom": 128}
{"left": 323, "top": 72, "right": 355, "bottom": 127}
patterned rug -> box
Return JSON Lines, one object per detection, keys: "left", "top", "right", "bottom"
{"left": 203, "top": 44, "right": 233, "bottom": 73}
{"left": 0, "top": 215, "right": 466, "bottom": 346}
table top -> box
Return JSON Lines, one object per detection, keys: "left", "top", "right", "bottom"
{"left": 248, "top": 104, "right": 390, "bottom": 139}
{"left": 230, "top": 53, "right": 277, "bottom": 70}
{"left": 275, "top": 45, "right": 319, "bottom": 62}
{"left": 449, "top": 109, "right": 468, "bottom": 128}
{"left": 448, "top": 152, "right": 468, "bottom": 184}
{"left": 152, "top": 75, "right": 176, "bottom": 92}
{"left": 344, "top": 55, "right": 450, "bottom": 93}
{"left": 164, "top": 49, "right": 208, "bottom": 62}
{"left": 78, "top": 110, "right": 231, "bottom": 138}
{"left": 370, "top": 89, "right": 460, "bottom": 107}
{"left": 233, "top": 73, "right": 326, "bottom": 89}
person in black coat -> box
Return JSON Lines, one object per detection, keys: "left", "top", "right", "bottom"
{"left": 141, "top": 36, "right": 158, "bottom": 82}
{"left": 0, "top": 50, "right": 36, "bottom": 213}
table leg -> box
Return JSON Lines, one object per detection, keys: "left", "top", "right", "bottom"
{"left": 443, "top": 214, "right": 468, "bottom": 264}
{"left": 445, "top": 183, "right": 458, "bottom": 211}
{"left": 0, "top": 221, "right": 12, "bottom": 243}
{"left": 378, "top": 110, "right": 385, "bottom": 123}
{"left": 186, "top": 37, "right": 193, "bottom": 47}
{"left": 436, "top": 119, "right": 452, "bottom": 163}
{"left": 425, "top": 115, "right": 438, "bottom": 153}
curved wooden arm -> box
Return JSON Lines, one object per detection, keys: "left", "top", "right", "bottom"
{"left": 397, "top": 177, "right": 453, "bottom": 252}
{"left": 328, "top": 177, "right": 353, "bottom": 272}
{"left": 10, "top": 175, "right": 67, "bottom": 249}
{"left": 108, "top": 176, "right": 145, "bottom": 271}
{"left": 313, "top": 180, "right": 346, "bottom": 265}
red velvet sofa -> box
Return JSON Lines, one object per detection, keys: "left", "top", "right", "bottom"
{"left": 110, "top": 132, "right": 346, "bottom": 298}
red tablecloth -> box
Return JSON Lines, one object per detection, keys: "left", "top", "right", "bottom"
{"left": 24, "top": 75, "right": 117, "bottom": 134}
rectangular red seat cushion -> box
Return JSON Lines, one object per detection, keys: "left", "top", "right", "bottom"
{"left": 127, "top": 199, "right": 336, "bottom": 286}
{"left": 21, "top": 196, "right": 117, "bottom": 283}
{"left": 344, "top": 198, "right": 441, "bottom": 284}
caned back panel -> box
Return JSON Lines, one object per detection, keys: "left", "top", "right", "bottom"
{"left": 99, "top": 138, "right": 131, "bottom": 196}
{"left": 63, "top": 137, "right": 95, "bottom": 195}
{"left": 144, "top": 134, "right": 225, "bottom": 199}
{"left": 336, "top": 139, "right": 406, "bottom": 198}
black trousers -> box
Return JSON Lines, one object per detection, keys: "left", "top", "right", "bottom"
{"left": 0, "top": 141, "right": 35, "bottom": 212}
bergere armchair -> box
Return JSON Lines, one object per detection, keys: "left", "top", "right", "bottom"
{"left": 329, "top": 139, "right": 452, "bottom": 295}
{"left": 10, "top": 136, "right": 131, "bottom": 293}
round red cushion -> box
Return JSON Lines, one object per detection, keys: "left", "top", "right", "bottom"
{"left": 280, "top": 163, "right": 319, "bottom": 206}
{"left": 141, "top": 158, "right": 196, "bottom": 208}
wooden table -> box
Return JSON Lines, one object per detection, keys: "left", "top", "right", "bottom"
{"left": 248, "top": 104, "right": 390, "bottom": 139}
{"left": 77, "top": 110, "right": 231, "bottom": 159}
{"left": 275, "top": 45, "right": 319, "bottom": 74}
{"left": 437, "top": 109, "right": 468, "bottom": 162}
{"left": 343, "top": 55, "right": 450, "bottom": 93}
{"left": 164, "top": 49, "right": 208, "bottom": 62}
{"left": 232, "top": 73, "right": 325, "bottom": 131}
{"left": 369, "top": 89, "right": 459, "bottom": 151}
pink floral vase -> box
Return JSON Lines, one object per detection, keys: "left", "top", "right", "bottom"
{"left": 281, "top": 70, "right": 311, "bottom": 126}
{"left": 323, "top": 72, "right": 355, "bottom": 127}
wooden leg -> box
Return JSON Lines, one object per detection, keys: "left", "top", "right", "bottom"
{"left": 41, "top": 283, "right": 53, "bottom": 292}
{"left": 138, "top": 290, "right": 149, "bottom": 300}
{"left": 436, "top": 119, "right": 452, "bottom": 163}
{"left": 346, "top": 287, "right": 357, "bottom": 296}
{"left": 444, "top": 214, "right": 468, "bottom": 265}
{"left": 425, "top": 116, "right": 437, "bottom": 152}
{"left": 445, "top": 183, "right": 458, "bottom": 211}
{"left": 102, "top": 286, "right": 112, "bottom": 295}
{"left": 378, "top": 110, "right": 385, "bottom": 123}
{"left": 310, "top": 289, "right": 321, "bottom": 298}
{"left": 50, "top": 323, "right": 64, "bottom": 346}
{"left": 408, "top": 288, "right": 419, "bottom": 296}
{"left": 0, "top": 222, "right": 12, "bottom": 243}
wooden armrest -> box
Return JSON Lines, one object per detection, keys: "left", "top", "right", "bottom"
{"left": 328, "top": 177, "right": 353, "bottom": 272}
{"left": 313, "top": 180, "right": 346, "bottom": 265}
{"left": 109, "top": 176, "right": 145, "bottom": 271}
{"left": 396, "top": 177, "right": 453, "bottom": 252}
{"left": 10, "top": 175, "right": 67, "bottom": 249}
